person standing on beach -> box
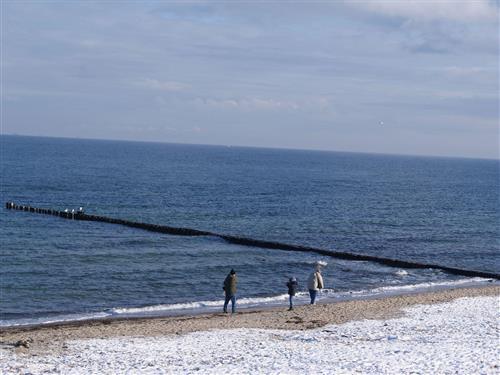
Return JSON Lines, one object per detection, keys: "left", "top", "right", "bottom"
{"left": 286, "top": 277, "right": 298, "bottom": 310}
{"left": 307, "top": 263, "right": 324, "bottom": 304}
{"left": 223, "top": 269, "right": 238, "bottom": 313}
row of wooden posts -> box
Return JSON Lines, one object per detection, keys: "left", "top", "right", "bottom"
{"left": 5, "top": 202, "right": 82, "bottom": 219}
{"left": 5, "top": 201, "right": 500, "bottom": 280}
{"left": 5, "top": 201, "right": 214, "bottom": 236}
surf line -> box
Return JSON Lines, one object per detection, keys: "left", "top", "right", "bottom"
{"left": 5, "top": 201, "right": 500, "bottom": 280}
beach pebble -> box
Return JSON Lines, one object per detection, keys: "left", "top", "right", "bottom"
{"left": 14, "top": 339, "right": 32, "bottom": 348}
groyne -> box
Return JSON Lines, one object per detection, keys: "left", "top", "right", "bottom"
{"left": 6, "top": 202, "right": 500, "bottom": 280}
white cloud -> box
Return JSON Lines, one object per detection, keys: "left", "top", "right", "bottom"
{"left": 193, "top": 97, "right": 297, "bottom": 110}
{"left": 137, "top": 79, "right": 190, "bottom": 91}
{"left": 246, "top": 98, "right": 299, "bottom": 110}
{"left": 79, "top": 39, "right": 101, "bottom": 48}
{"left": 441, "top": 66, "right": 492, "bottom": 76}
{"left": 433, "top": 90, "right": 478, "bottom": 99}
{"left": 347, "top": 0, "right": 498, "bottom": 21}
{"left": 192, "top": 97, "right": 334, "bottom": 111}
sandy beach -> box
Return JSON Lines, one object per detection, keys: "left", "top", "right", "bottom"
{"left": 2, "top": 285, "right": 498, "bottom": 366}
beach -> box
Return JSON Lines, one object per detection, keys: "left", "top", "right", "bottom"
{"left": 2, "top": 285, "right": 498, "bottom": 374}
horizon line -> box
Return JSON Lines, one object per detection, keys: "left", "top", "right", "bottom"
{"left": 1, "top": 132, "right": 498, "bottom": 162}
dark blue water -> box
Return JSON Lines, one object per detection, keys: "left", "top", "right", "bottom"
{"left": 1, "top": 135, "right": 498, "bottom": 325}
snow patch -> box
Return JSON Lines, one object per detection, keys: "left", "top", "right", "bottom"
{"left": 2, "top": 295, "right": 499, "bottom": 374}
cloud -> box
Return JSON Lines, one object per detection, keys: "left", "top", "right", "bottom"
{"left": 441, "top": 66, "right": 492, "bottom": 76}
{"left": 346, "top": 0, "right": 498, "bottom": 22}
{"left": 191, "top": 97, "right": 335, "bottom": 112}
{"left": 433, "top": 91, "right": 479, "bottom": 99}
{"left": 137, "top": 79, "right": 190, "bottom": 91}
{"left": 193, "top": 97, "right": 299, "bottom": 110}
{"left": 79, "top": 39, "right": 101, "bottom": 48}
{"left": 399, "top": 19, "right": 463, "bottom": 54}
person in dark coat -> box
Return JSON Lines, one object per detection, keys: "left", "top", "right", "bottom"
{"left": 286, "top": 277, "right": 298, "bottom": 310}
{"left": 223, "top": 269, "right": 238, "bottom": 313}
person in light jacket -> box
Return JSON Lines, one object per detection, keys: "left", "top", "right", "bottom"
{"left": 223, "top": 269, "right": 238, "bottom": 313}
{"left": 307, "top": 264, "right": 324, "bottom": 304}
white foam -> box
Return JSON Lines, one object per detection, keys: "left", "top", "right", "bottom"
{"left": 112, "top": 300, "right": 221, "bottom": 314}
{"left": 369, "top": 277, "right": 492, "bottom": 294}
{"left": 0, "top": 312, "right": 110, "bottom": 328}
{"left": 111, "top": 294, "right": 292, "bottom": 315}
{"left": 2, "top": 295, "right": 498, "bottom": 374}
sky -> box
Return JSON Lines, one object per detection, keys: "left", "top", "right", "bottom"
{"left": 1, "top": 0, "right": 499, "bottom": 159}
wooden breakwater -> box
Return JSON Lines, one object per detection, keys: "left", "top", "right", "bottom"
{"left": 5, "top": 201, "right": 500, "bottom": 280}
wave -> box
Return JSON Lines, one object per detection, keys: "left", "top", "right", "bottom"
{"left": 1, "top": 277, "right": 495, "bottom": 328}
{"left": 112, "top": 294, "right": 292, "bottom": 315}
{"left": 368, "top": 277, "right": 492, "bottom": 294}
{"left": 0, "top": 312, "right": 110, "bottom": 328}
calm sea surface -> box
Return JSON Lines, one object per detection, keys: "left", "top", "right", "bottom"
{"left": 1, "top": 135, "right": 498, "bottom": 325}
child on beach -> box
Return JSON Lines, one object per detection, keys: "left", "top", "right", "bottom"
{"left": 286, "top": 277, "right": 298, "bottom": 310}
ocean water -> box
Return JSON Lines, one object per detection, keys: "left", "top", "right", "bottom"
{"left": 1, "top": 135, "right": 498, "bottom": 326}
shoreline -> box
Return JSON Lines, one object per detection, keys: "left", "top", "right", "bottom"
{"left": 2, "top": 284, "right": 498, "bottom": 356}
{"left": 2, "top": 278, "right": 496, "bottom": 332}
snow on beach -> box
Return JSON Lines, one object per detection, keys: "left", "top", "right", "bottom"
{"left": 2, "top": 295, "right": 499, "bottom": 374}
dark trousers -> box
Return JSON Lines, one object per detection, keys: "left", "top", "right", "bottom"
{"left": 309, "top": 289, "right": 317, "bottom": 304}
{"left": 223, "top": 294, "right": 236, "bottom": 313}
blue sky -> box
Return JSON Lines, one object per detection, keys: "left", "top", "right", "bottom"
{"left": 2, "top": 1, "right": 498, "bottom": 158}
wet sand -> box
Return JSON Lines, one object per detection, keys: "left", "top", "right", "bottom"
{"left": 1, "top": 285, "right": 498, "bottom": 356}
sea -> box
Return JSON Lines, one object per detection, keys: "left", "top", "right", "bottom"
{"left": 1, "top": 135, "right": 498, "bottom": 327}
